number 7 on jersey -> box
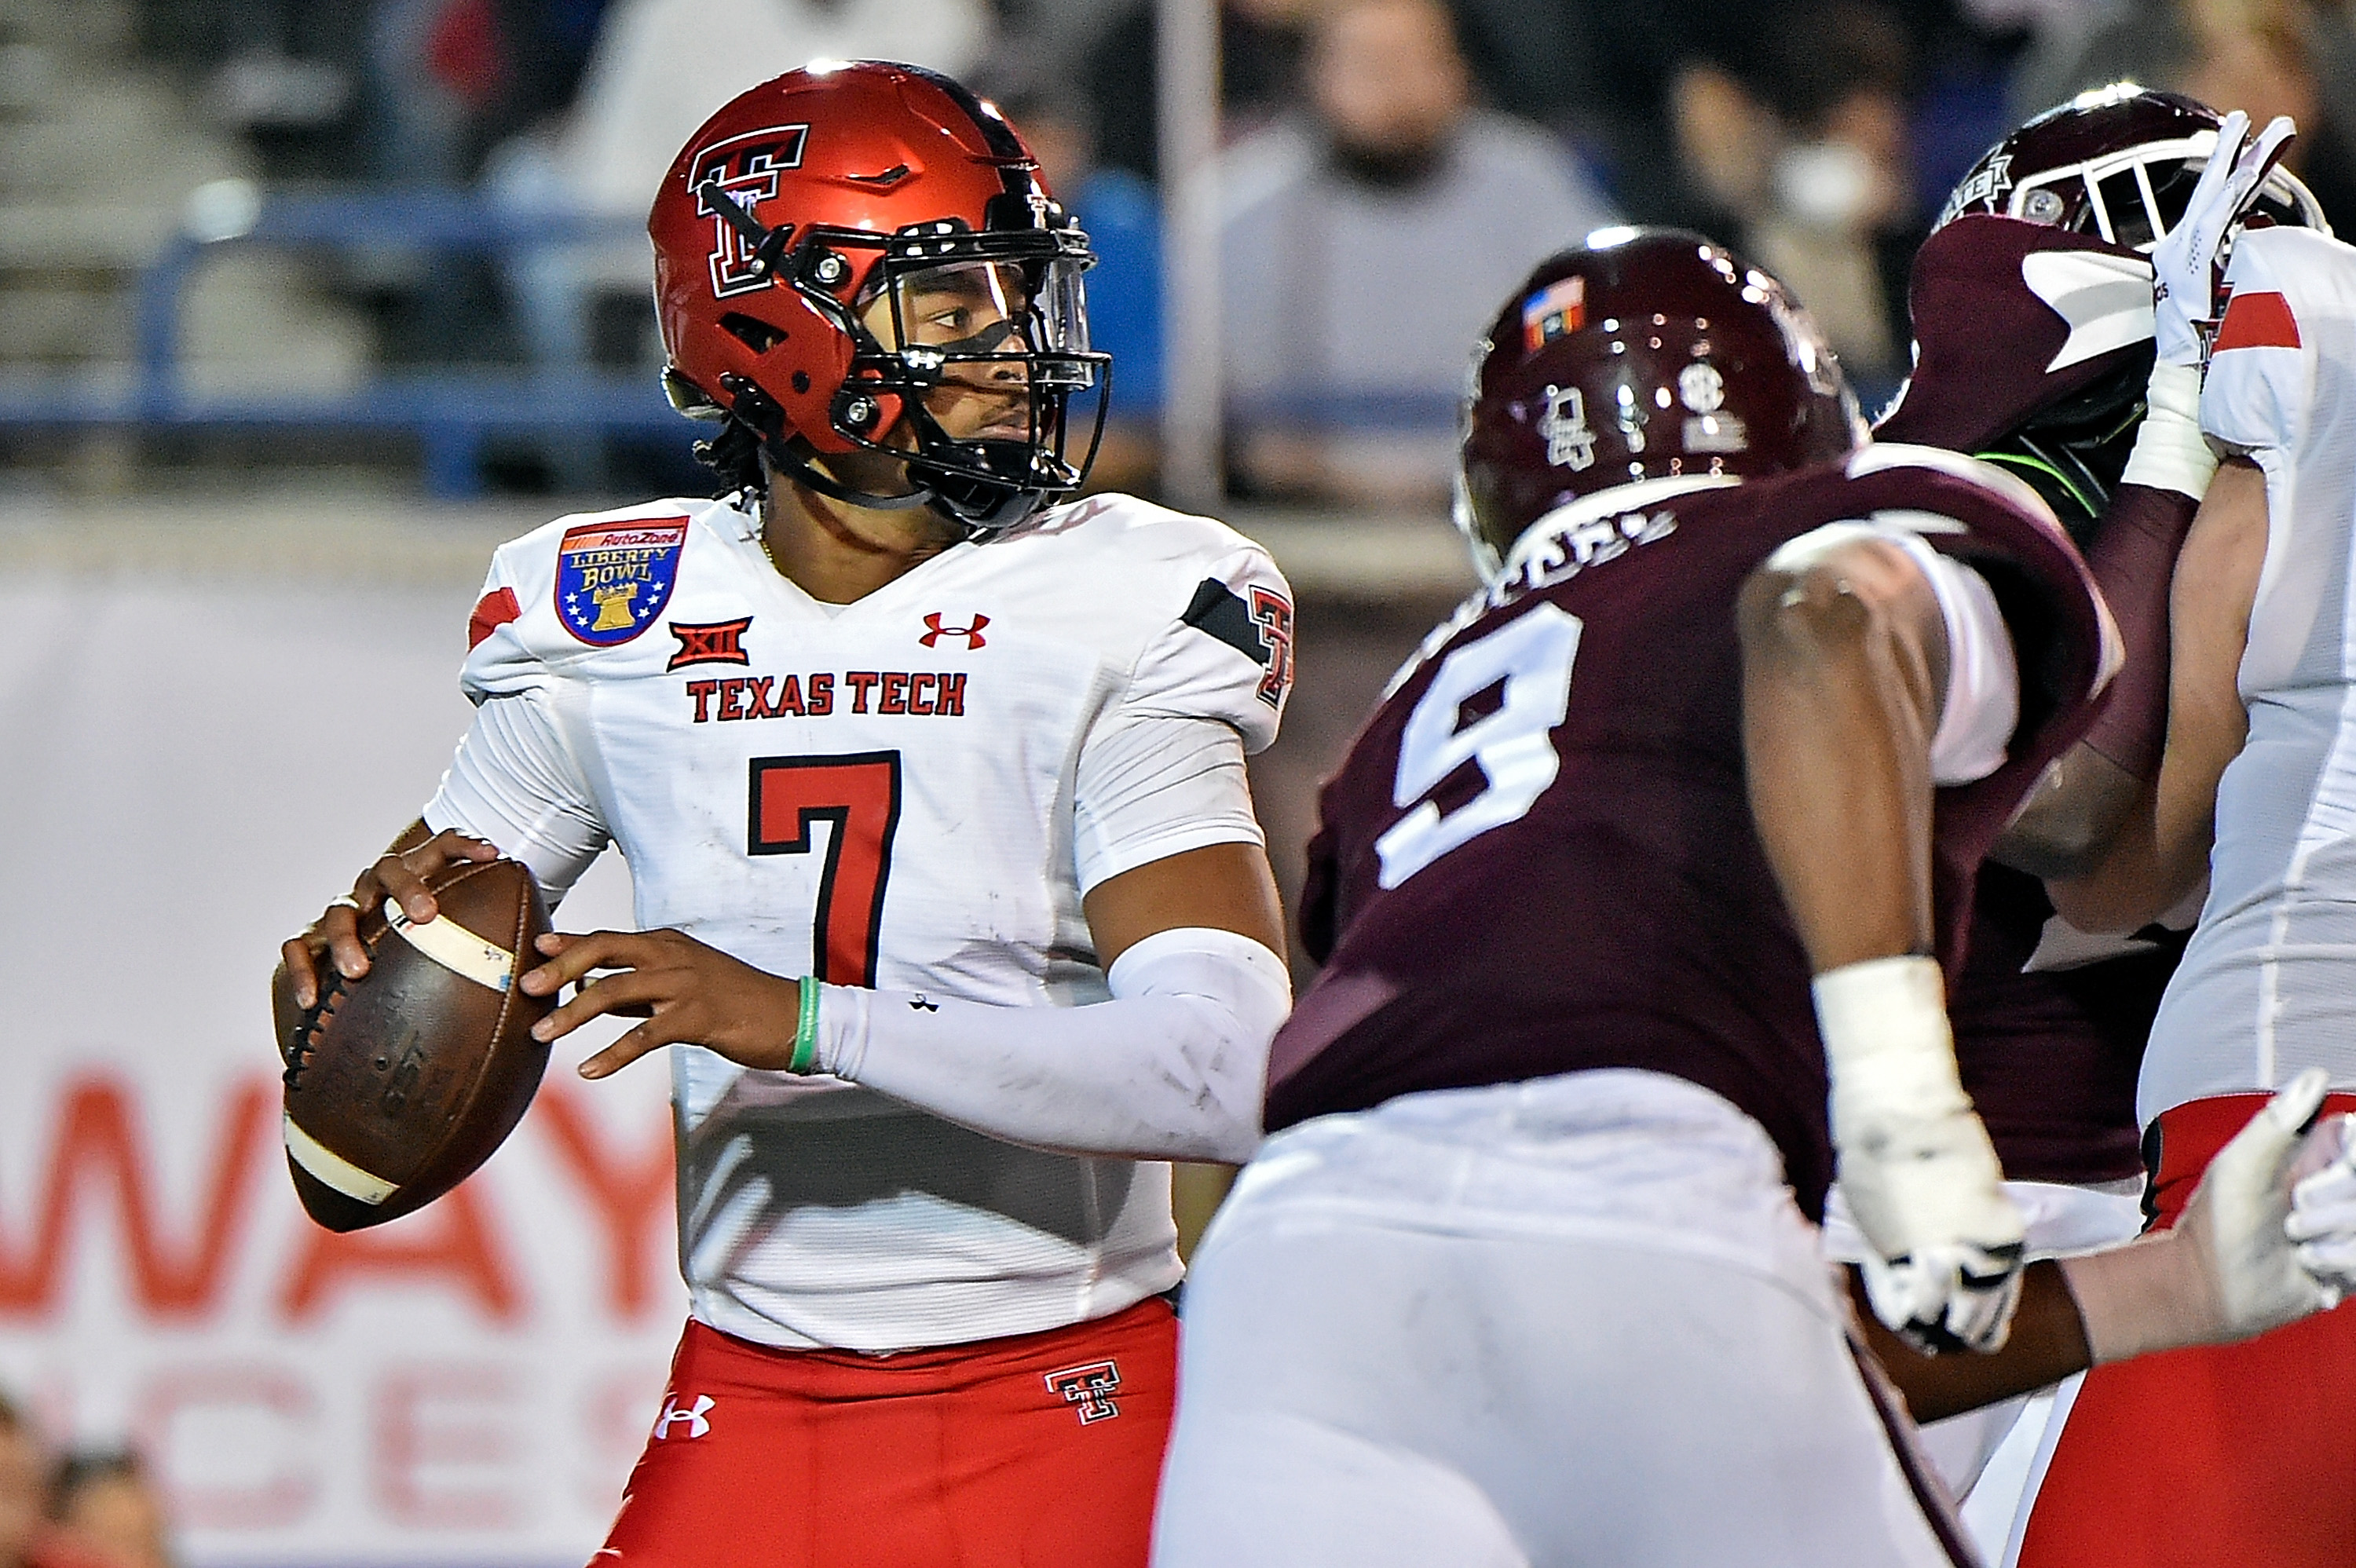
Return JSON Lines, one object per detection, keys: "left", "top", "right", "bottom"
{"left": 748, "top": 752, "right": 903, "bottom": 988}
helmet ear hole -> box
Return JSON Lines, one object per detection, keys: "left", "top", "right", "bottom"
{"left": 720, "top": 313, "right": 788, "bottom": 353}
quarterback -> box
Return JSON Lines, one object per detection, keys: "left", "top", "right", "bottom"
{"left": 283, "top": 64, "right": 1294, "bottom": 1568}
{"left": 1151, "top": 228, "right": 2356, "bottom": 1567}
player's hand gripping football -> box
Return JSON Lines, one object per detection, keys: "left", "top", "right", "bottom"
{"left": 521, "top": 928, "right": 806, "bottom": 1078}
{"left": 2151, "top": 108, "right": 2296, "bottom": 367}
{"left": 280, "top": 826, "right": 502, "bottom": 1008}
{"left": 1819, "top": 956, "right": 2027, "bottom": 1354}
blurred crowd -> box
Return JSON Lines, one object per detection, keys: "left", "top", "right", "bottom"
{"left": 0, "top": 1397, "right": 172, "bottom": 1568}
{"left": 44, "top": 0, "right": 2356, "bottom": 503}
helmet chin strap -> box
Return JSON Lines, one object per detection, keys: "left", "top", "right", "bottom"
{"left": 766, "top": 436, "right": 1043, "bottom": 535}
{"left": 767, "top": 440, "right": 938, "bottom": 513}
{"left": 721, "top": 375, "right": 1046, "bottom": 535}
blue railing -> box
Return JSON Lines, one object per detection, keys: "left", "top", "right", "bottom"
{"left": 0, "top": 188, "right": 688, "bottom": 498}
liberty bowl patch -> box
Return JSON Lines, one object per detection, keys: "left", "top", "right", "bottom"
{"left": 555, "top": 518, "right": 688, "bottom": 646}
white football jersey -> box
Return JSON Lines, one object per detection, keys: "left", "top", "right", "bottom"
{"left": 2143, "top": 225, "right": 2356, "bottom": 1121}
{"left": 426, "top": 490, "right": 1293, "bottom": 1350}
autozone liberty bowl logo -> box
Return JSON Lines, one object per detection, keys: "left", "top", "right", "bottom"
{"left": 555, "top": 518, "right": 689, "bottom": 647}
{"left": 691, "top": 124, "right": 810, "bottom": 298}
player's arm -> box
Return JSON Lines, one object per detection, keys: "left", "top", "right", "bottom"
{"left": 2022, "top": 116, "right": 2296, "bottom": 915}
{"left": 1995, "top": 475, "right": 2204, "bottom": 877}
{"left": 524, "top": 788, "right": 1293, "bottom": 1164}
{"left": 2000, "top": 115, "right": 2289, "bottom": 885}
{"left": 1739, "top": 527, "right": 2027, "bottom": 1354}
{"left": 1862, "top": 1069, "right": 2347, "bottom": 1422}
{"left": 2043, "top": 459, "right": 2263, "bottom": 933}
{"left": 1738, "top": 532, "right": 1944, "bottom": 967}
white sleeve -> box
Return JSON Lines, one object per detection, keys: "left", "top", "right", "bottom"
{"left": 809, "top": 926, "right": 1293, "bottom": 1162}
{"left": 1066, "top": 531, "right": 1291, "bottom": 892}
{"left": 1072, "top": 715, "right": 1264, "bottom": 894}
{"left": 1892, "top": 534, "right": 2019, "bottom": 787}
{"left": 2199, "top": 225, "right": 2345, "bottom": 459}
{"left": 422, "top": 688, "right": 610, "bottom": 906}
{"left": 1130, "top": 543, "right": 1294, "bottom": 753}
{"left": 1766, "top": 522, "right": 2020, "bottom": 786}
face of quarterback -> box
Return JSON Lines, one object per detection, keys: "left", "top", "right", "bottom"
{"left": 860, "top": 260, "right": 1037, "bottom": 446}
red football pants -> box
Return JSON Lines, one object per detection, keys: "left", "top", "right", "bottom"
{"left": 2017, "top": 1091, "right": 2356, "bottom": 1568}
{"left": 593, "top": 1298, "right": 1177, "bottom": 1568}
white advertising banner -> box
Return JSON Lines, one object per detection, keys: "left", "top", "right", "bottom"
{"left": 0, "top": 508, "right": 684, "bottom": 1568}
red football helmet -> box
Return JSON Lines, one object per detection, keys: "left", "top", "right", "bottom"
{"left": 649, "top": 61, "right": 1107, "bottom": 530}
{"left": 1935, "top": 82, "right": 2331, "bottom": 249}
{"left": 1457, "top": 228, "right": 1868, "bottom": 580}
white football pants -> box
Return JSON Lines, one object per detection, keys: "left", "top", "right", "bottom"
{"left": 1154, "top": 1070, "right": 1969, "bottom": 1568}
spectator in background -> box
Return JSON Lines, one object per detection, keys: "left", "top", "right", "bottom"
{"left": 2011, "top": 0, "right": 2356, "bottom": 232}
{"left": 1217, "top": 0, "right": 1618, "bottom": 508}
{"left": 44, "top": 1456, "right": 169, "bottom": 1568}
{"left": 0, "top": 1399, "right": 94, "bottom": 1568}
{"left": 1663, "top": 0, "right": 1921, "bottom": 397}
{"left": 360, "top": 0, "right": 613, "bottom": 185}
{"left": 1084, "top": 0, "right": 1321, "bottom": 188}
{"left": 485, "top": 0, "right": 996, "bottom": 370}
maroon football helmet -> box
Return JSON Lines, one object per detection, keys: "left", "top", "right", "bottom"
{"left": 1456, "top": 228, "right": 1868, "bottom": 579}
{"left": 1935, "top": 82, "right": 2330, "bottom": 249}
{"left": 1897, "top": 86, "right": 2329, "bottom": 539}
{"left": 648, "top": 61, "right": 1107, "bottom": 530}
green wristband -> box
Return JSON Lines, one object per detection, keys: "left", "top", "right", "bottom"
{"left": 788, "top": 974, "right": 821, "bottom": 1075}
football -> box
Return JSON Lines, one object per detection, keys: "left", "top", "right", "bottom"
{"left": 273, "top": 857, "right": 555, "bottom": 1232}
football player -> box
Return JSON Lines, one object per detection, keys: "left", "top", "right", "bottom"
{"left": 1838, "top": 84, "right": 2336, "bottom": 1512}
{"left": 2003, "top": 113, "right": 2356, "bottom": 1568}
{"left": 280, "top": 63, "right": 1297, "bottom": 1568}
{"left": 1148, "top": 227, "right": 2355, "bottom": 1567}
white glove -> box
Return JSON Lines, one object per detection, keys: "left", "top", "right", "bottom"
{"left": 2286, "top": 1109, "right": 2356, "bottom": 1305}
{"left": 2150, "top": 110, "right": 2296, "bottom": 367}
{"left": 1817, "top": 956, "right": 2026, "bottom": 1354}
{"left": 2058, "top": 1068, "right": 2336, "bottom": 1363}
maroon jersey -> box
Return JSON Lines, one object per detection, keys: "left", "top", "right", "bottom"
{"left": 1266, "top": 448, "right": 2113, "bottom": 1219}
{"left": 1942, "top": 483, "right": 2201, "bottom": 1187}
{"left": 1951, "top": 865, "right": 2184, "bottom": 1185}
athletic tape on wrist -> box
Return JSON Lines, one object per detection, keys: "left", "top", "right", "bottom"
{"left": 788, "top": 975, "right": 821, "bottom": 1075}
{"left": 1812, "top": 954, "right": 1959, "bottom": 1101}
{"left": 2121, "top": 361, "right": 2219, "bottom": 499}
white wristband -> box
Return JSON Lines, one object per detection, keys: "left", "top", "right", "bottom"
{"left": 2120, "top": 360, "right": 2219, "bottom": 499}
{"left": 1813, "top": 954, "right": 1965, "bottom": 1120}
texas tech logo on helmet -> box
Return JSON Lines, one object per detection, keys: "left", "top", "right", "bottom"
{"left": 690, "top": 125, "right": 810, "bottom": 298}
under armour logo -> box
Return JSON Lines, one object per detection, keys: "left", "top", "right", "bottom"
{"left": 909, "top": 995, "right": 939, "bottom": 1012}
{"left": 920, "top": 612, "right": 990, "bottom": 649}
{"left": 653, "top": 1394, "right": 714, "bottom": 1440}
{"left": 1044, "top": 1360, "right": 1122, "bottom": 1424}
